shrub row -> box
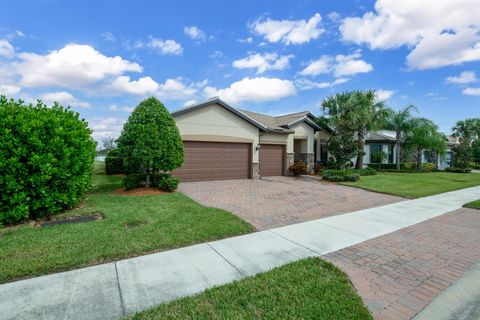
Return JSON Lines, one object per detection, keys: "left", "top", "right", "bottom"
{"left": 105, "top": 149, "right": 124, "bottom": 175}
{"left": 322, "top": 169, "right": 360, "bottom": 182}
{"left": 367, "top": 162, "right": 436, "bottom": 172}
{"left": 445, "top": 167, "right": 472, "bottom": 173}
{"left": 0, "top": 97, "right": 96, "bottom": 224}
{"left": 124, "top": 173, "right": 179, "bottom": 191}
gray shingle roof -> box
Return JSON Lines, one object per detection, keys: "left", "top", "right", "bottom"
{"left": 365, "top": 132, "right": 396, "bottom": 142}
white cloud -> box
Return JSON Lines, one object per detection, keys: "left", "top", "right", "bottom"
{"left": 15, "top": 44, "right": 142, "bottom": 89}
{"left": 463, "top": 87, "right": 480, "bottom": 96}
{"left": 327, "top": 12, "right": 341, "bottom": 22}
{"left": 183, "top": 99, "right": 197, "bottom": 106}
{"left": 101, "top": 32, "right": 116, "bottom": 42}
{"left": 334, "top": 52, "right": 373, "bottom": 77}
{"left": 295, "top": 78, "right": 349, "bottom": 90}
{"left": 209, "top": 50, "right": 223, "bottom": 58}
{"left": 341, "top": 0, "right": 480, "bottom": 70}
{"left": 184, "top": 26, "right": 206, "bottom": 41}
{"left": 157, "top": 78, "right": 207, "bottom": 100}
{"left": 238, "top": 37, "right": 253, "bottom": 43}
{"left": 300, "top": 52, "right": 373, "bottom": 77}
{"left": 376, "top": 89, "right": 395, "bottom": 101}
{"left": 88, "top": 117, "right": 126, "bottom": 141}
{"left": 147, "top": 37, "right": 183, "bottom": 55}
{"left": 107, "top": 76, "right": 159, "bottom": 95}
{"left": 41, "top": 91, "right": 91, "bottom": 108}
{"left": 0, "top": 84, "right": 21, "bottom": 96}
{"left": 232, "top": 52, "right": 293, "bottom": 74}
{"left": 299, "top": 56, "right": 331, "bottom": 76}
{"left": 204, "top": 77, "right": 296, "bottom": 104}
{"left": 446, "top": 71, "right": 477, "bottom": 84}
{"left": 253, "top": 13, "right": 324, "bottom": 45}
{"left": 0, "top": 39, "right": 15, "bottom": 58}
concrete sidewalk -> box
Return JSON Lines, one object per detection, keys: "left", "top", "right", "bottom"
{"left": 1, "top": 186, "right": 479, "bottom": 320}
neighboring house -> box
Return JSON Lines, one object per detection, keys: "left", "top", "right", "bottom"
{"left": 171, "top": 97, "right": 331, "bottom": 181}
{"left": 358, "top": 131, "right": 398, "bottom": 167}
{"left": 436, "top": 135, "right": 459, "bottom": 170}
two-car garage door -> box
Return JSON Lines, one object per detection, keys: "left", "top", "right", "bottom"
{"left": 174, "top": 141, "right": 285, "bottom": 182}
{"left": 174, "top": 141, "right": 251, "bottom": 182}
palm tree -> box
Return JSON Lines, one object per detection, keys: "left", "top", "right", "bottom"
{"left": 351, "top": 90, "right": 390, "bottom": 169}
{"left": 405, "top": 118, "right": 446, "bottom": 170}
{"left": 322, "top": 90, "right": 390, "bottom": 169}
{"left": 383, "top": 105, "right": 418, "bottom": 170}
{"left": 452, "top": 118, "right": 478, "bottom": 145}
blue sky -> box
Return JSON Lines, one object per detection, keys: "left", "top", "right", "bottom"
{"left": 0, "top": 0, "right": 479, "bottom": 141}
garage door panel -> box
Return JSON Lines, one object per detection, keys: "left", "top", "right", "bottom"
{"left": 174, "top": 141, "right": 251, "bottom": 182}
{"left": 259, "top": 144, "right": 284, "bottom": 177}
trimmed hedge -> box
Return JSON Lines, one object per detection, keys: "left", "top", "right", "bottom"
{"left": 445, "top": 167, "right": 472, "bottom": 173}
{"left": 123, "top": 173, "right": 180, "bottom": 191}
{"left": 368, "top": 162, "right": 436, "bottom": 172}
{"left": 105, "top": 149, "right": 124, "bottom": 175}
{"left": 0, "top": 97, "right": 96, "bottom": 224}
{"left": 322, "top": 169, "right": 360, "bottom": 182}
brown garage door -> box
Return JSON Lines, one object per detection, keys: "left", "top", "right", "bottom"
{"left": 174, "top": 141, "right": 251, "bottom": 182}
{"left": 259, "top": 144, "right": 285, "bottom": 177}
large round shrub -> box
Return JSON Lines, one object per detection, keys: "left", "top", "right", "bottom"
{"left": 117, "top": 97, "right": 184, "bottom": 188}
{"left": 0, "top": 97, "right": 96, "bottom": 224}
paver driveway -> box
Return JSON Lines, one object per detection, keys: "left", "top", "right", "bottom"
{"left": 179, "top": 176, "right": 403, "bottom": 230}
{"left": 325, "top": 207, "right": 480, "bottom": 320}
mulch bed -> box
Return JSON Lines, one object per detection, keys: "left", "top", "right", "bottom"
{"left": 112, "top": 187, "right": 173, "bottom": 196}
{"left": 40, "top": 212, "right": 104, "bottom": 228}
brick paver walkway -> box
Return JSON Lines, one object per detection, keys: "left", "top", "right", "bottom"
{"left": 179, "top": 176, "right": 403, "bottom": 230}
{"left": 325, "top": 207, "right": 480, "bottom": 320}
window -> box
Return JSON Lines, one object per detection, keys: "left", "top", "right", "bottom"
{"left": 370, "top": 144, "right": 383, "bottom": 163}
{"left": 388, "top": 144, "right": 394, "bottom": 163}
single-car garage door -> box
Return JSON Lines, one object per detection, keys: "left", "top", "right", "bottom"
{"left": 259, "top": 144, "right": 285, "bottom": 177}
{"left": 174, "top": 141, "right": 251, "bottom": 182}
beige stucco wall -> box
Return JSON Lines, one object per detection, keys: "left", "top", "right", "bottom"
{"left": 287, "top": 122, "right": 315, "bottom": 154}
{"left": 259, "top": 132, "right": 289, "bottom": 145}
{"left": 174, "top": 103, "right": 260, "bottom": 162}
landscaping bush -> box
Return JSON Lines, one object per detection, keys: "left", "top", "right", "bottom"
{"left": 445, "top": 167, "right": 472, "bottom": 173}
{"left": 289, "top": 161, "right": 307, "bottom": 176}
{"left": 357, "top": 167, "right": 377, "bottom": 176}
{"left": 105, "top": 149, "right": 124, "bottom": 175}
{"left": 0, "top": 97, "right": 96, "bottom": 224}
{"left": 400, "top": 162, "right": 417, "bottom": 170}
{"left": 322, "top": 169, "right": 360, "bottom": 182}
{"left": 367, "top": 163, "right": 397, "bottom": 170}
{"left": 124, "top": 173, "right": 180, "bottom": 191}
{"left": 421, "top": 162, "right": 436, "bottom": 172}
{"left": 152, "top": 174, "right": 179, "bottom": 192}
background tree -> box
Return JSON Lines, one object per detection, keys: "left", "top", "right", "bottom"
{"left": 451, "top": 118, "right": 479, "bottom": 168}
{"left": 383, "top": 105, "right": 418, "bottom": 170}
{"left": 404, "top": 118, "right": 446, "bottom": 170}
{"left": 117, "top": 97, "right": 184, "bottom": 187}
{"left": 101, "top": 136, "right": 116, "bottom": 153}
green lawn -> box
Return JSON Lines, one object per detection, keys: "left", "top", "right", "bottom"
{"left": 341, "top": 172, "right": 480, "bottom": 198}
{"left": 464, "top": 199, "right": 480, "bottom": 209}
{"left": 0, "top": 162, "right": 254, "bottom": 284}
{"left": 131, "top": 258, "right": 372, "bottom": 320}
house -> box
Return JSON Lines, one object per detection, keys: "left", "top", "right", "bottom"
{"left": 357, "top": 131, "right": 398, "bottom": 166}
{"left": 435, "top": 135, "right": 459, "bottom": 170}
{"left": 171, "top": 97, "right": 331, "bottom": 181}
